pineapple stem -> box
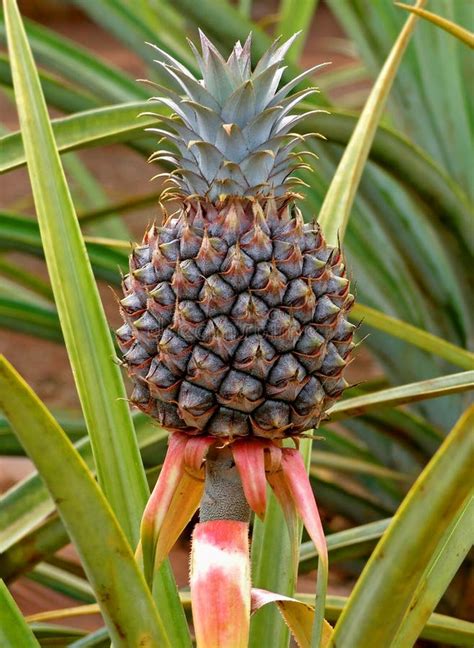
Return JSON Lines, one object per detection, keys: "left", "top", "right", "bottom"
{"left": 199, "top": 447, "right": 251, "bottom": 523}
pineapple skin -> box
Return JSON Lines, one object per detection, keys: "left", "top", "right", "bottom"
{"left": 117, "top": 33, "right": 355, "bottom": 439}
{"left": 117, "top": 196, "right": 355, "bottom": 439}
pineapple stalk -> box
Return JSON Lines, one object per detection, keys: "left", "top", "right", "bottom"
{"left": 199, "top": 446, "right": 250, "bottom": 523}
{"left": 194, "top": 448, "right": 252, "bottom": 647}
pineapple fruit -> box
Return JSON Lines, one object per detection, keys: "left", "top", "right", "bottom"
{"left": 117, "top": 32, "right": 355, "bottom": 440}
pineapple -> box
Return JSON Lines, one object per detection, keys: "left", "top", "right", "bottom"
{"left": 117, "top": 32, "right": 355, "bottom": 440}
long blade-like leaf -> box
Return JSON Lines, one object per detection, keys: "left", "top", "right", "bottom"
{"left": 0, "top": 579, "right": 40, "bottom": 647}
{"left": 68, "top": 627, "right": 109, "bottom": 647}
{"left": 3, "top": 0, "right": 147, "bottom": 545}
{"left": 276, "top": 0, "right": 318, "bottom": 63}
{"left": 296, "top": 595, "right": 474, "bottom": 647}
{"left": 326, "top": 0, "right": 473, "bottom": 199}
{"left": 0, "top": 12, "right": 148, "bottom": 103}
{"left": 329, "top": 371, "right": 474, "bottom": 420}
{"left": 331, "top": 405, "right": 474, "bottom": 646}
{"left": 0, "top": 436, "right": 91, "bottom": 552}
{"left": 310, "top": 110, "right": 472, "bottom": 246}
{"left": 352, "top": 303, "right": 474, "bottom": 370}
{"left": 299, "top": 518, "right": 391, "bottom": 570}
{"left": 30, "top": 623, "right": 85, "bottom": 644}
{"left": 0, "top": 102, "right": 158, "bottom": 173}
{"left": 3, "top": 7, "right": 189, "bottom": 640}
{"left": 0, "top": 355, "right": 170, "bottom": 647}
{"left": 249, "top": 438, "right": 311, "bottom": 648}
{"left": 318, "top": 0, "right": 425, "bottom": 244}
{"left": 0, "top": 51, "right": 99, "bottom": 114}
{"left": 0, "top": 294, "right": 61, "bottom": 342}
{"left": 392, "top": 496, "right": 474, "bottom": 647}
{"left": 0, "top": 517, "right": 69, "bottom": 581}
{"left": 0, "top": 212, "right": 129, "bottom": 283}
{"left": 0, "top": 256, "right": 54, "bottom": 301}
{"left": 0, "top": 420, "right": 167, "bottom": 553}
{"left": 28, "top": 562, "right": 95, "bottom": 604}
{"left": 395, "top": 3, "right": 474, "bottom": 48}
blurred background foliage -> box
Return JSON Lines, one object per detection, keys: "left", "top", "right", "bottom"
{"left": 0, "top": 0, "right": 472, "bottom": 646}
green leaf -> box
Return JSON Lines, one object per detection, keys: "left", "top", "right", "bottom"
{"left": 329, "top": 371, "right": 474, "bottom": 420}
{"left": 69, "top": 627, "right": 109, "bottom": 647}
{"left": 3, "top": 0, "right": 147, "bottom": 545}
{"left": 0, "top": 516, "right": 69, "bottom": 581}
{"left": 395, "top": 3, "right": 474, "bottom": 48}
{"left": 392, "top": 496, "right": 474, "bottom": 647}
{"left": 238, "top": 0, "right": 252, "bottom": 18}
{"left": 0, "top": 415, "right": 191, "bottom": 648}
{"left": 0, "top": 12, "right": 148, "bottom": 103}
{"left": 0, "top": 212, "right": 129, "bottom": 284}
{"left": 358, "top": 406, "right": 442, "bottom": 457}
{"left": 25, "top": 603, "right": 99, "bottom": 624}
{"left": 0, "top": 293, "right": 62, "bottom": 342}
{"left": 0, "top": 355, "right": 170, "bottom": 647}
{"left": 30, "top": 623, "right": 85, "bottom": 643}
{"left": 310, "top": 452, "right": 411, "bottom": 482}
{"left": 28, "top": 561, "right": 95, "bottom": 604}
{"left": 0, "top": 419, "right": 166, "bottom": 553}
{"left": 0, "top": 437, "right": 92, "bottom": 552}
{"left": 0, "top": 256, "right": 54, "bottom": 301}
{"left": 0, "top": 409, "right": 87, "bottom": 455}
{"left": 318, "top": 0, "right": 425, "bottom": 245}
{"left": 0, "top": 51, "right": 99, "bottom": 114}
{"left": 297, "top": 594, "right": 474, "bottom": 647}
{"left": 0, "top": 102, "right": 158, "bottom": 173}
{"left": 331, "top": 404, "right": 474, "bottom": 646}
{"left": 276, "top": 0, "right": 318, "bottom": 63}
{"left": 311, "top": 475, "right": 391, "bottom": 525}
{"left": 0, "top": 579, "right": 40, "bottom": 647}
{"left": 352, "top": 303, "right": 474, "bottom": 370}
{"left": 249, "top": 438, "right": 312, "bottom": 648}
{"left": 70, "top": 0, "right": 198, "bottom": 73}
{"left": 326, "top": 0, "right": 473, "bottom": 199}
{"left": 299, "top": 519, "right": 391, "bottom": 570}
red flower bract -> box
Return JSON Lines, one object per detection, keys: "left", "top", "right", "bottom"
{"left": 141, "top": 432, "right": 327, "bottom": 573}
{"left": 139, "top": 431, "right": 328, "bottom": 647}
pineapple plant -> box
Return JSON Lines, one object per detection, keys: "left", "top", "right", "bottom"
{"left": 3, "top": 1, "right": 473, "bottom": 646}
{"left": 117, "top": 32, "right": 355, "bottom": 442}
{"left": 116, "top": 32, "right": 356, "bottom": 647}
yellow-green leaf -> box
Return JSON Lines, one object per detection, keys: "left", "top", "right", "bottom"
{"left": 352, "top": 303, "right": 474, "bottom": 371}
{"left": 3, "top": 0, "right": 147, "bottom": 546}
{"left": 331, "top": 405, "right": 474, "bottom": 647}
{"left": 0, "top": 355, "right": 170, "bottom": 647}
{"left": 395, "top": 3, "right": 474, "bottom": 48}
{"left": 0, "top": 580, "right": 40, "bottom": 647}
{"left": 318, "top": 0, "right": 426, "bottom": 244}
{"left": 251, "top": 588, "right": 333, "bottom": 648}
{"left": 329, "top": 371, "right": 474, "bottom": 420}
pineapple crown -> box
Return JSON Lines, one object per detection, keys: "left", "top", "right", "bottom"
{"left": 144, "top": 31, "right": 328, "bottom": 202}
